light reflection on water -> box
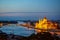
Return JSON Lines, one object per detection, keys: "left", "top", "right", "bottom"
{"left": 0, "top": 24, "right": 35, "bottom": 37}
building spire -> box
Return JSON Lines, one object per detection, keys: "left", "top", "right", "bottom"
{"left": 44, "top": 16, "right": 47, "bottom": 19}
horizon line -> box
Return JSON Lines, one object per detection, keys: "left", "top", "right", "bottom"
{"left": 0, "top": 12, "right": 48, "bottom": 13}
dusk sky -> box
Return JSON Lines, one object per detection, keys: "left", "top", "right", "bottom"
{"left": 0, "top": 0, "right": 60, "bottom": 20}
{"left": 0, "top": 0, "right": 60, "bottom": 12}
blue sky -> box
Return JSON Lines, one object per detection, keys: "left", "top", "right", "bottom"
{"left": 0, "top": 0, "right": 60, "bottom": 20}
{"left": 0, "top": 0, "right": 60, "bottom": 12}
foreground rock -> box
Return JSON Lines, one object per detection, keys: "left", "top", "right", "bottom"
{"left": 0, "top": 30, "right": 60, "bottom": 40}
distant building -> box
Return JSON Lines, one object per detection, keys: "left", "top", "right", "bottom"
{"left": 35, "top": 17, "right": 58, "bottom": 32}
{"left": 0, "top": 23, "right": 3, "bottom": 26}
{"left": 0, "top": 21, "right": 18, "bottom": 26}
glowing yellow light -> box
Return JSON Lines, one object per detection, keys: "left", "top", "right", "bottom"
{"left": 35, "top": 17, "right": 58, "bottom": 32}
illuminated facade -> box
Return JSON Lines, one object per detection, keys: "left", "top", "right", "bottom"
{"left": 35, "top": 17, "right": 58, "bottom": 32}
{"left": 0, "top": 23, "right": 3, "bottom": 26}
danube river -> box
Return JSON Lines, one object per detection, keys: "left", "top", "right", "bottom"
{"left": 0, "top": 24, "right": 35, "bottom": 37}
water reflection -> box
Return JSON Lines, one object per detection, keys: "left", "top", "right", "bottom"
{"left": 0, "top": 24, "right": 35, "bottom": 37}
